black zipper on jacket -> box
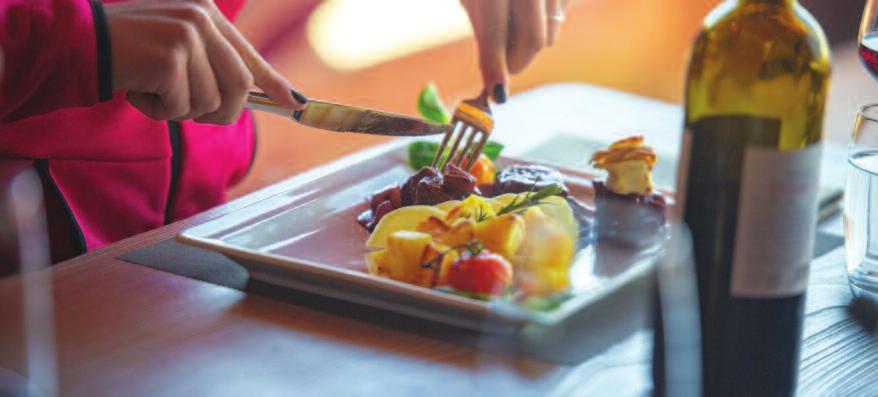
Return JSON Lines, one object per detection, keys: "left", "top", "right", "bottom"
{"left": 89, "top": 0, "right": 113, "bottom": 102}
{"left": 34, "top": 160, "right": 86, "bottom": 256}
{"left": 164, "top": 122, "right": 182, "bottom": 225}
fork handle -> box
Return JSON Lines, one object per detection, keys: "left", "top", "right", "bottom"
{"left": 246, "top": 91, "right": 292, "bottom": 118}
{"left": 476, "top": 89, "right": 491, "bottom": 106}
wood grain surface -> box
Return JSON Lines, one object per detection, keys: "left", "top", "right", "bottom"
{"left": 2, "top": 45, "right": 877, "bottom": 394}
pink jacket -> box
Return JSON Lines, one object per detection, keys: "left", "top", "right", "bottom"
{"left": 0, "top": 0, "right": 255, "bottom": 263}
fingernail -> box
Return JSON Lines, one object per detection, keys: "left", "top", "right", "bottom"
{"left": 291, "top": 89, "right": 308, "bottom": 104}
{"left": 493, "top": 83, "right": 507, "bottom": 104}
{"left": 292, "top": 110, "right": 303, "bottom": 121}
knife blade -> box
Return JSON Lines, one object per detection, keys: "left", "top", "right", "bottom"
{"left": 247, "top": 92, "right": 448, "bottom": 137}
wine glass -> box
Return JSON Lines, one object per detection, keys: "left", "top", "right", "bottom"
{"left": 849, "top": 3, "right": 878, "bottom": 296}
{"left": 860, "top": 0, "right": 878, "bottom": 78}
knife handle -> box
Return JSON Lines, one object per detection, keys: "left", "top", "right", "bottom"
{"left": 246, "top": 91, "right": 293, "bottom": 118}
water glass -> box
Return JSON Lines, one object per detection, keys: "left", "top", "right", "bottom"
{"left": 845, "top": 104, "right": 878, "bottom": 295}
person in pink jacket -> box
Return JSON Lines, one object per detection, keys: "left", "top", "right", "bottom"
{"left": 0, "top": 0, "right": 567, "bottom": 263}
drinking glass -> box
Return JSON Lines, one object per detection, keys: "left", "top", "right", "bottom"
{"left": 844, "top": 105, "right": 878, "bottom": 296}
{"left": 860, "top": 0, "right": 878, "bottom": 79}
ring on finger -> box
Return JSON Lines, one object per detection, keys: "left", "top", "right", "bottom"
{"left": 549, "top": 13, "right": 565, "bottom": 22}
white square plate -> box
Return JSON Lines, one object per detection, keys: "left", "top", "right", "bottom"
{"left": 178, "top": 140, "right": 663, "bottom": 333}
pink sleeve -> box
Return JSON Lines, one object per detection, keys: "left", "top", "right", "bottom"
{"left": 0, "top": 0, "right": 110, "bottom": 123}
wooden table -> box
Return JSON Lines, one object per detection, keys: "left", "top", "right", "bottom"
{"left": 2, "top": 74, "right": 877, "bottom": 396}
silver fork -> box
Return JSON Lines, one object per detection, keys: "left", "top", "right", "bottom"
{"left": 432, "top": 91, "right": 494, "bottom": 171}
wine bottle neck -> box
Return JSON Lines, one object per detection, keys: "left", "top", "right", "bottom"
{"left": 737, "top": 0, "right": 794, "bottom": 6}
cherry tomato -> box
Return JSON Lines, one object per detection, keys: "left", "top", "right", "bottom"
{"left": 444, "top": 249, "right": 512, "bottom": 296}
{"left": 468, "top": 154, "right": 496, "bottom": 185}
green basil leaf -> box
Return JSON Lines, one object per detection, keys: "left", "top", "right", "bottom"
{"left": 417, "top": 83, "right": 452, "bottom": 124}
{"left": 482, "top": 140, "right": 505, "bottom": 160}
{"left": 408, "top": 141, "right": 439, "bottom": 170}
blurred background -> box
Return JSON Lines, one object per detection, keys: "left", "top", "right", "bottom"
{"left": 230, "top": 0, "right": 869, "bottom": 197}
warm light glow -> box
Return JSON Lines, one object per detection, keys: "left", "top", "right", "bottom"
{"left": 307, "top": 0, "right": 472, "bottom": 71}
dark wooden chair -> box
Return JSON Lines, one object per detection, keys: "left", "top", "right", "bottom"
{"left": 802, "top": 0, "right": 865, "bottom": 43}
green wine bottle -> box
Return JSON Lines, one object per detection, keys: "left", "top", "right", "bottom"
{"left": 677, "top": 0, "right": 830, "bottom": 395}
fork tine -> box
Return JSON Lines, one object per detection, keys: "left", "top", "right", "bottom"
{"left": 444, "top": 124, "right": 470, "bottom": 171}
{"left": 452, "top": 129, "right": 478, "bottom": 167}
{"left": 464, "top": 130, "right": 490, "bottom": 171}
{"left": 432, "top": 117, "right": 460, "bottom": 168}
{"left": 440, "top": 121, "right": 465, "bottom": 169}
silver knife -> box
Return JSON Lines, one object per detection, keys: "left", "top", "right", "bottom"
{"left": 246, "top": 92, "right": 448, "bottom": 137}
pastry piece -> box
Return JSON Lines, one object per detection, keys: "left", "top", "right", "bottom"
{"left": 590, "top": 136, "right": 666, "bottom": 246}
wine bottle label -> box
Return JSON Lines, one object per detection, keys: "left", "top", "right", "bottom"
{"left": 679, "top": 115, "right": 821, "bottom": 299}
{"left": 729, "top": 142, "right": 821, "bottom": 297}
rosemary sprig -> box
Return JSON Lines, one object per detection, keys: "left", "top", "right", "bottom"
{"left": 496, "top": 183, "right": 565, "bottom": 216}
{"left": 475, "top": 206, "right": 491, "bottom": 223}
{"left": 488, "top": 179, "right": 537, "bottom": 219}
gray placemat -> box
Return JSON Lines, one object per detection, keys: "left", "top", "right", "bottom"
{"left": 122, "top": 238, "right": 249, "bottom": 290}
{"left": 119, "top": 232, "right": 843, "bottom": 366}
{"left": 121, "top": 238, "right": 656, "bottom": 365}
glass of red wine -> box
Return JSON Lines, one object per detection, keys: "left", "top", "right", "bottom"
{"left": 861, "top": 0, "right": 878, "bottom": 77}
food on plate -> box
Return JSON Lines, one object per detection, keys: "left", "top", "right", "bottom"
{"left": 443, "top": 246, "right": 513, "bottom": 298}
{"left": 358, "top": 85, "right": 663, "bottom": 303}
{"left": 358, "top": 133, "right": 667, "bottom": 302}
{"left": 360, "top": 138, "right": 578, "bottom": 232}
{"left": 365, "top": 189, "right": 576, "bottom": 299}
{"left": 492, "top": 164, "right": 568, "bottom": 197}
{"left": 468, "top": 154, "right": 496, "bottom": 185}
{"left": 358, "top": 164, "right": 478, "bottom": 231}
{"left": 590, "top": 136, "right": 666, "bottom": 246}
{"left": 403, "top": 164, "right": 478, "bottom": 206}
{"left": 513, "top": 204, "right": 575, "bottom": 295}
{"left": 360, "top": 137, "right": 515, "bottom": 232}
{"left": 590, "top": 136, "right": 656, "bottom": 195}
